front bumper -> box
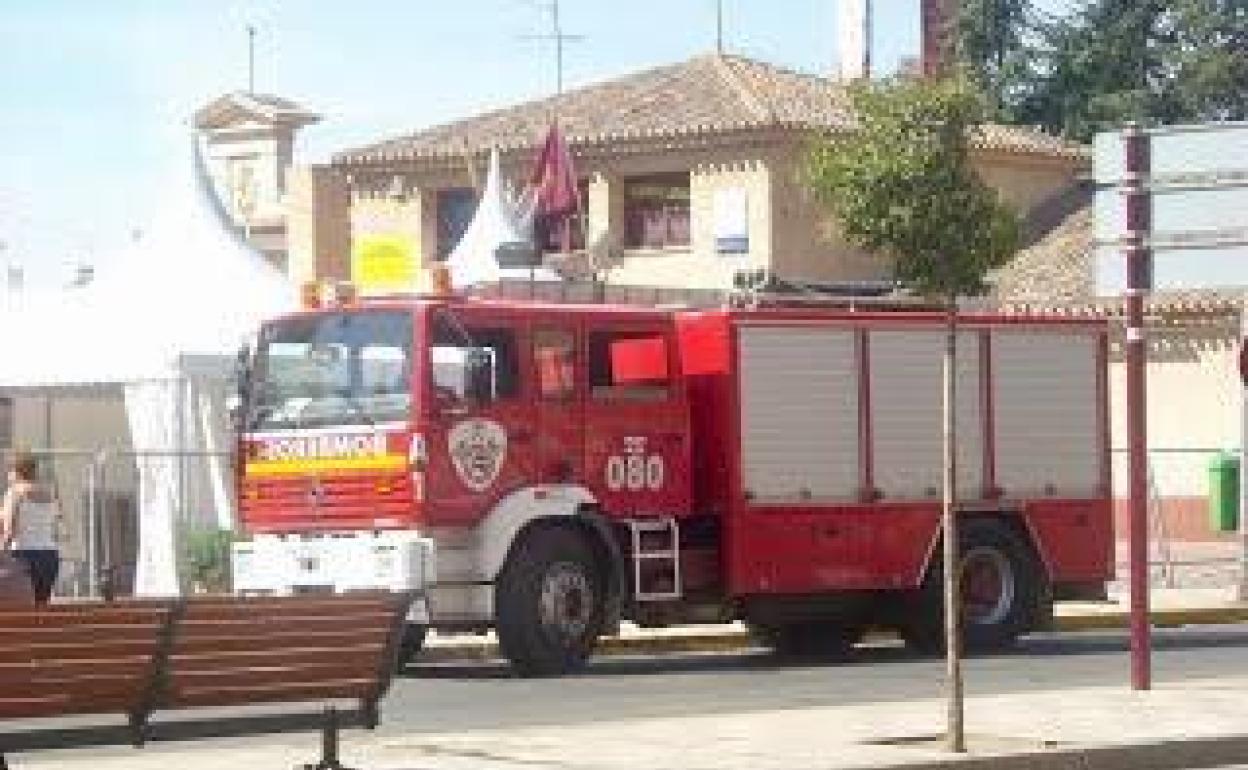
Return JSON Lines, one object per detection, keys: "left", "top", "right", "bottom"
{"left": 231, "top": 530, "right": 436, "bottom": 602}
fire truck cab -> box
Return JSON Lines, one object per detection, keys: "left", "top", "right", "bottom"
{"left": 233, "top": 289, "right": 1112, "bottom": 676}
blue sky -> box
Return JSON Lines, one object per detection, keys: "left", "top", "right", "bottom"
{"left": 0, "top": 0, "right": 1071, "bottom": 286}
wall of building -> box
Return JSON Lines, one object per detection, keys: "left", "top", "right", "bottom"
{"left": 973, "top": 152, "right": 1083, "bottom": 221}
{"left": 286, "top": 165, "right": 351, "bottom": 284}
{"left": 325, "top": 137, "right": 1084, "bottom": 293}
{"left": 769, "top": 148, "right": 892, "bottom": 286}
{"left": 1107, "top": 322, "right": 1243, "bottom": 541}
{"left": 605, "top": 154, "right": 774, "bottom": 290}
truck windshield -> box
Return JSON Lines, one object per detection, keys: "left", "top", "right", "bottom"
{"left": 248, "top": 310, "right": 413, "bottom": 431}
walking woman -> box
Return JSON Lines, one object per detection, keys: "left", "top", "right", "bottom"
{"left": 1, "top": 451, "right": 61, "bottom": 604}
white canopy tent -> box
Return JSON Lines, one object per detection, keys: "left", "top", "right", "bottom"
{"left": 444, "top": 149, "right": 560, "bottom": 287}
{"left": 0, "top": 136, "right": 296, "bottom": 597}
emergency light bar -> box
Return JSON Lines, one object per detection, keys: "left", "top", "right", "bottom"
{"left": 300, "top": 280, "right": 359, "bottom": 309}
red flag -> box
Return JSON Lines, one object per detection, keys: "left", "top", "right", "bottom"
{"left": 529, "top": 122, "right": 580, "bottom": 221}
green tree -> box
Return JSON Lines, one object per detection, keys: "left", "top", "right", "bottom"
{"left": 804, "top": 76, "right": 1020, "bottom": 754}
{"left": 953, "top": 0, "right": 1035, "bottom": 119}
{"left": 1018, "top": 0, "right": 1248, "bottom": 141}
{"left": 805, "top": 76, "right": 1019, "bottom": 299}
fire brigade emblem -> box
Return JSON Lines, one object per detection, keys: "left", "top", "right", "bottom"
{"left": 448, "top": 419, "right": 508, "bottom": 492}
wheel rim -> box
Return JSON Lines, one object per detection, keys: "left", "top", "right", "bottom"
{"left": 538, "top": 562, "right": 594, "bottom": 640}
{"left": 960, "top": 546, "right": 1016, "bottom": 626}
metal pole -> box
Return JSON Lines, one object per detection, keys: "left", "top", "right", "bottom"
{"left": 1123, "top": 123, "right": 1152, "bottom": 691}
{"left": 1238, "top": 311, "right": 1248, "bottom": 601}
{"left": 716, "top": 0, "right": 724, "bottom": 54}
{"left": 553, "top": 0, "right": 563, "bottom": 97}
{"left": 86, "top": 455, "right": 99, "bottom": 598}
{"left": 247, "top": 25, "right": 256, "bottom": 94}
{"left": 943, "top": 300, "right": 964, "bottom": 752}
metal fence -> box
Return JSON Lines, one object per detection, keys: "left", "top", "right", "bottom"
{"left": 1110, "top": 446, "right": 1246, "bottom": 590}
{"left": 1, "top": 447, "right": 234, "bottom": 600}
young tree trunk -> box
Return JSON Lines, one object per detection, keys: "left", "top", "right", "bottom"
{"left": 943, "top": 298, "right": 965, "bottom": 752}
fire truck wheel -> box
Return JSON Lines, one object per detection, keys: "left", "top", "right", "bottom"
{"left": 748, "top": 621, "right": 861, "bottom": 660}
{"left": 900, "top": 518, "right": 1044, "bottom": 655}
{"left": 396, "top": 625, "right": 427, "bottom": 670}
{"left": 495, "top": 527, "right": 605, "bottom": 677}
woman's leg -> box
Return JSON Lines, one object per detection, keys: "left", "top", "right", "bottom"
{"left": 15, "top": 550, "right": 58, "bottom": 604}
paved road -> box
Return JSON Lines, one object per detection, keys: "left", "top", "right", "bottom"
{"left": 379, "top": 626, "right": 1248, "bottom": 738}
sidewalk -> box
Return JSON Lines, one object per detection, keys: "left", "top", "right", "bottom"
{"left": 15, "top": 670, "right": 1248, "bottom": 769}
{"left": 11, "top": 555, "right": 1248, "bottom": 770}
{"left": 418, "top": 584, "right": 1248, "bottom": 662}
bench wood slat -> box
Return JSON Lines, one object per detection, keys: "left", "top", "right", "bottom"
{"left": 178, "top": 600, "right": 394, "bottom": 619}
{"left": 0, "top": 611, "right": 168, "bottom": 628}
{"left": 166, "top": 679, "right": 376, "bottom": 709}
{"left": 0, "top": 694, "right": 137, "bottom": 720}
{"left": 170, "top": 661, "right": 380, "bottom": 692}
{"left": 171, "top": 630, "right": 388, "bottom": 656}
{"left": 169, "top": 645, "right": 382, "bottom": 672}
{"left": 0, "top": 658, "right": 151, "bottom": 684}
{"left": 0, "top": 641, "right": 159, "bottom": 664}
{"left": 176, "top": 616, "right": 393, "bottom": 637}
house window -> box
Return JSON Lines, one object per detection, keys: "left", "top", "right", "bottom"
{"left": 623, "top": 174, "right": 691, "bottom": 250}
{"left": 538, "top": 180, "right": 590, "bottom": 253}
{"left": 436, "top": 188, "right": 477, "bottom": 260}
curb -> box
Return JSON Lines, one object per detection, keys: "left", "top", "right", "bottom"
{"left": 855, "top": 733, "right": 1248, "bottom": 770}
{"left": 417, "top": 606, "right": 1248, "bottom": 664}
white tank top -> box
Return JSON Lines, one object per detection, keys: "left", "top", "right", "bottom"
{"left": 10, "top": 498, "right": 58, "bottom": 551}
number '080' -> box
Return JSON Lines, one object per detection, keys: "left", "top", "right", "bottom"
{"left": 605, "top": 453, "right": 664, "bottom": 491}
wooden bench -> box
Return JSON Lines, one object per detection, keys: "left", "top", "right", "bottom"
{"left": 0, "top": 592, "right": 413, "bottom": 770}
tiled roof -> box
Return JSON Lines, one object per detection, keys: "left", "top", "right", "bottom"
{"left": 990, "top": 204, "right": 1095, "bottom": 303}
{"left": 194, "top": 91, "right": 321, "bottom": 130}
{"left": 991, "top": 202, "right": 1248, "bottom": 316}
{"left": 334, "top": 53, "right": 1086, "bottom": 166}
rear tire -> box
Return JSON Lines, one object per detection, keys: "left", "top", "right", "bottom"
{"left": 900, "top": 517, "right": 1044, "bottom": 655}
{"left": 495, "top": 527, "right": 606, "bottom": 677}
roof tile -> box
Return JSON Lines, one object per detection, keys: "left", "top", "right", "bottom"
{"left": 333, "top": 53, "right": 1084, "bottom": 165}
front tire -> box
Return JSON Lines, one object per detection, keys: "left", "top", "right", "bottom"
{"left": 495, "top": 527, "right": 606, "bottom": 677}
{"left": 900, "top": 517, "right": 1044, "bottom": 655}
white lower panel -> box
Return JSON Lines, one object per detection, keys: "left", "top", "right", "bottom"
{"left": 231, "top": 530, "right": 436, "bottom": 594}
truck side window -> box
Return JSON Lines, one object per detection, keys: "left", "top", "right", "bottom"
{"left": 431, "top": 318, "right": 520, "bottom": 401}
{"left": 534, "top": 329, "right": 576, "bottom": 401}
{"left": 588, "top": 330, "right": 670, "bottom": 402}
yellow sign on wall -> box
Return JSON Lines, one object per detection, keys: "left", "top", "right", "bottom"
{"left": 352, "top": 234, "right": 420, "bottom": 294}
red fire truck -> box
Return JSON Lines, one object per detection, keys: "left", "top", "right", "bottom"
{"left": 231, "top": 286, "right": 1112, "bottom": 676}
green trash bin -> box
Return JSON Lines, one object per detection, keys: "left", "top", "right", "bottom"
{"left": 1208, "top": 451, "right": 1240, "bottom": 533}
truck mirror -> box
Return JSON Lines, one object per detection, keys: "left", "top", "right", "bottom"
{"left": 464, "top": 348, "right": 495, "bottom": 403}
{"left": 232, "top": 343, "right": 253, "bottom": 431}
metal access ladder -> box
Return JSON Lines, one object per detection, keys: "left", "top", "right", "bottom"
{"left": 627, "top": 517, "right": 682, "bottom": 602}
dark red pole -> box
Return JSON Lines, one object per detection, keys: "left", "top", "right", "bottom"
{"left": 1123, "top": 123, "right": 1151, "bottom": 691}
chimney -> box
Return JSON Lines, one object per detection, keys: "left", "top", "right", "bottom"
{"left": 921, "top": 0, "right": 956, "bottom": 78}
{"left": 838, "top": 0, "right": 872, "bottom": 81}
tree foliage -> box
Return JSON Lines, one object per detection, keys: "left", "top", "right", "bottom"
{"left": 804, "top": 77, "right": 1020, "bottom": 299}
{"left": 955, "top": 0, "right": 1248, "bottom": 142}
{"left": 953, "top": 0, "right": 1035, "bottom": 119}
